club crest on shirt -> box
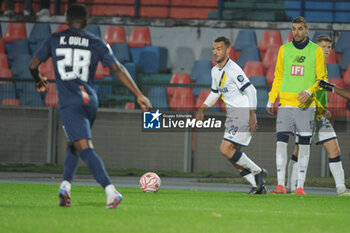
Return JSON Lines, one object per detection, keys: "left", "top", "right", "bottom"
{"left": 237, "top": 75, "right": 244, "bottom": 82}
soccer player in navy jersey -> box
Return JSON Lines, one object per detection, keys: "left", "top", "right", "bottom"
{"left": 29, "top": 3, "right": 151, "bottom": 209}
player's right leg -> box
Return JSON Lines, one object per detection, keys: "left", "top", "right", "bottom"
{"left": 286, "top": 139, "right": 299, "bottom": 193}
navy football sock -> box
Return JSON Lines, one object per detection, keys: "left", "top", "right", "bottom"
{"left": 63, "top": 146, "right": 80, "bottom": 183}
{"left": 79, "top": 148, "right": 111, "bottom": 188}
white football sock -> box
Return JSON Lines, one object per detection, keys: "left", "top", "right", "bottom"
{"left": 235, "top": 152, "right": 262, "bottom": 175}
{"left": 297, "top": 145, "right": 310, "bottom": 189}
{"left": 329, "top": 160, "right": 345, "bottom": 190}
{"left": 105, "top": 184, "right": 117, "bottom": 202}
{"left": 287, "top": 158, "right": 296, "bottom": 190}
{"left": 59, "top": 180, "right": 71, "bottom": 191}
{"left": 243, "top": 173, "right": 257, "bottom": 187}
{"left": 291, "top": 161, "right": 298, "bottom": 192}
{"left": 276, "top": 141, "right": 288, "bottom": 186}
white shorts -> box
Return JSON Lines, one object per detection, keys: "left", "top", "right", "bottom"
{"left": 276, "top": 106, "right": 315, "bottom": 137}
{"left": 296, "top": 117, "right": 337, "bottom": 145}
{"left": 223, "top": 108, "right": 252, "bottom": 147}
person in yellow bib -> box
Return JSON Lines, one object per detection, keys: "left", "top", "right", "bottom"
{"left": 266, "top": 16, "right": 327, "bottom": 195}
{"left": 286, "top": 35, "right": 350, "bottom": 196}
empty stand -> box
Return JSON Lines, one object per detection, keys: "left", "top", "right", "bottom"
{"left": 172, "top": 46, "right": 195, "bottom": 73}
{"left": 39, "top": 58, "right": 54, "bottom": 79}
{"left": 265, "top": 65, "right": 275, "bottom": 86}
{"left": 124, "top": 102, "right": 135, "bottom": 110}
{"left": 1, "top": 98, "right": 20, "bottom": 106}
{"left": 28, "top": 23, "right": 51, "bottom": 54}
{"left": 326, "top": 49, "right": 336, "bottom": 64}
{"left": 339, "top": 50, "right": 350, "bottom": 71}
{"left": 0, "top": 39, "right": 5, "bottom": 54}
{"left": 104, "top": 26, "right": 126, "bottom": 45}
{"left": 335, "top": 32, "right": 350, "bottom": 54}
{"left": 139, "top": 46, "right": 168, "bottom": 73}
{"left": 243, "top": 61, "right": 264, "bottom": 78}
{"left": 0, "top": 54, "right": 9, "bottom": 69}
{"left": 234, "top": 30, "right": 257, "bottom": 51}
{"left": 312, "top": 31, "right": 331, "bottom": 42}
{"left": 19, "top": 84, "right": 45, "bottom": 106}
{"left": 258, "top": 30, "right": 282, "bottom": 59}
{"left": 44, "top": 83, "right": 58, "bottom": 107}
{"left": 195, "top": 89, "right": 220, "bottom": 112}
{"left": 7, "top": 39, "right": 31, "bottom": 62}
{"left": 86, "top": 24, "right": 101, "bottom": 38}
{"left": 147, "top": 87, "right": 169, "bottom": 110}
{"left": 3, "top": 23, "right": 27, "bottom": 43}
{"left": 11, "top": 55, "right": 32, "bottom": 79}
{"left": 236, "top": 47, "right": 260, "bottom": 68}
{"left": 95, "top": 61, "right": 110, "bottom": 79}
{"left": 343, "top": 65, "right": 350, "bottom": 88}
{"left": 250, "top": 76, "right": 267, "bottom": 87}
{"left": 0, "top": 69, "right": 13, "bottom": 83}
{"left": 335, "top": 2, "right": 350, "bottom": 23}
{"left": 326, "top": 64, "right": 341, "bottom": 78}
{"left": 284, "top": 0, "right": 301, "bottom": 20}
{"left": 170, "top": 73, "right": 191, "bottom": 84}
{"left": 262, "top": 47, "right": 279, "bottom": 71}
{"left": 305, "top": 1, "right": 333, "bottom": 22}
{"left": 256, "top": 88, "right": 269, "bottom": 114}
{"left": 127, "top": 27, "right": 151, "bottom": 48}
{"left": 167, "top": 87, "right": 194, "bottom": 111}
{"left": 56, "top": 24, "right": 69, "bottom": 32}
{"left": 0, "top": 83, "right": 17, "bottom": 103}
{"left": 285, "top": 30, "right": 293, "bottom": 43}
{"left": 190, "top": 60, "right": 212, "bottom": 84}
{"left": 111, "top": 43, "right": 131, "bottom": 64}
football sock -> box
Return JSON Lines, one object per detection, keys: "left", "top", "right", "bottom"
{"left": 63, "top": 146, "right": 80, "bottom": 183}
{"left": 60, "top": 180, "right": 71, "bottom": 192}
{"left": 230, "top": 150, "right": 262, "bottom": 175}
{"left": 105, "top": 184, "right": 117, "bottom": 202}
{"left": 79, "top": 148, "right": 112, "bottom": 189}
{"left": 287, "top": 155, "right": 298, "bottom": 191}
{"left": 329, "top": 156, "right": 346, "bottom": 190}
{"left": 240, "top": 169, "right": 257, "bottom": 187}
{"left": 276, "top": 141, "right": 288, "bottom": 186}
{"left": 297, "top": 145, "right": 310, "bottom": 189}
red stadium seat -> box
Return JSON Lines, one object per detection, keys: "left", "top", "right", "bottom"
{"left": 194, "top": 89, "right": 220, "bottom": 109}
{"left": 326, "top": 49, "right": 336, "bottom": 64}
{"left": 170, "top": 73, "right": 191, "bottom": 84}
{"left": 262, "top": 47, "right": 279, "bottom": 71}
{"left": 258, "top": 30, "right": 282, "bottom": 59}
{"left": 0, "top": 39, "right": 5, "bottom": 54}
{"left": 45, "top": 83, "right": 58, "bottom": 107}
{"left": 39, "top": 58, "right": 53, "bottom": 77}
{"left": 3, "top": 23, "right": 27, "bottom": 43}
{"left": 243, "top": 61, "right": 264, "bottom": 78}
{"left": 139, "top": 6, "right": 169, "bottom": 18}
{"left": 95, "top": 61, "right": 110, "bottom": 79}
{"left": 104, "top": 26, "right": 126, "bottom": 45}
{"left": 170, "top": 7, "right": 215, "bottom": 19}
{"left": 56, "top": 24, "right": 69, "bottom": 33}
{"left": 1, "top": 98, "right": 20, "bottom": 106}
{"left": 328, "top": 78, "right": 344, "bottom": 88}
{"left": 171, "top": 0, "right": 217, "bottom": 7}
{"left": 124, "top": 102, "right": 135, "bottom": 109}
{"left": 127, "top": 27, "right": 151, "bottom": 48}
{"left": 285, "top": 30, "right": 293, "bottom": 43}
{"left": 343, "top": 65, "right": 350, "bottom": 88}
{"left": 90, "top": 5, "right": 134, "bottom": 17}
{"left": 0, "top": 68, "right": 13, "bottom": 84}
{"left": 265, "top": 65, "right": 276, "bottom": 86}
{"left": 0, "top": 54, "right": 9, "bottom": 69}
{"left": 167, "top": 87, "right": 194, "bottom": 111}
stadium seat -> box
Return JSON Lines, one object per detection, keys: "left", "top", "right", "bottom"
{"left": 326, "top": 64, "right": 341, "bottom": 78}
{"left": 305, "top": 11, "right": 333, "bottom": 23}
{"left": 258, "top": 30, "right": 282, "bottom": 59}
{"left": 7, "top": 39, "right": 31, "bottom": 62}
{"left": 195, "top": 89, "right": 220, "bottom": 112}
{"left": 147, "top": 87, "right": 169, "bottom": 110}
{"left": 335, "top": 32, "right": 350, "bottom": 54}
{"left": 129, "top": 47, "right": 144, "bottom": 65}
{"left": 103, "top": 26, "right": 126, "bottom": 45}
{"left": 343, "top": 65, "right": 350, "bottom": 88}
{"left": 86, "top": 24, "right": 101, "bottom": 38}
{"left": 56, "top": 24, "right": 69, "bottom": 32}
{"left": 335, "top": 2, "right": 350, "bottom": 23}
{"left": 243, "top": 61, "right": 264, "bottom": 78}
{"left": 200, "top": 47, "right": 213, "bottom": 61}
{"left": 328, "top": 78, "right": 345, "bottom": 88}
{"left": 190, "top": 60, "right": 212, "bottom": 83}
{"left": 1, "top": 98, "right": 20, "bottom": 106}
{"left": 256, "top": 88, "right": 269, "bottom": 114}
{"left": 0, "top": 54, "right": 9, "bottom": 69}
{"left": 312, "top": 31, "right": 331, "bottom": 43}
{"left": 285, "top": 30, "right": 293, "bottom": 43}
{"left": 250, "top": 76, "right": 267, "bottom": 87}
{"left": 236, "top": 47, "right": 260, "bottom": 68}
{"left": 94, "top": 76, "right": 113, "bottom": 99}
{"left": 44, "top": 83, "right": 58, "bottom": 107}
{"left": 138, "top": 46, "right": 168, "bottom": 73}
{"left": 172, "top": 46, "right": 195, "bottom": 73}
{"left": 111, "top": 43, "right": 131, "bottom": 64}
{"left": 3, "top": 22, "right": 27, "bottom": 44}
{"left": 339, "top": 50, "right": 350, "bottom": 71}
{"left": 167, "top": 87, "right": 194, "bottom": 111}
{"left": 39, "top": 58, "right": 54, "bottom": 79}
{"left": 265, "top": 65, "right": 275, "bottom": 86}
{"left": 127, "top": 27, "right": 151, "bottom": 48}
{"left": 262, "top": 47, "right": 279, "bottom": 71}
{"left": 19, "top": 84, "right": 45, "bottom": 106}
{"left": 0, "top": 68, "right": 13, "bottom": 83}
{"left": 28, "top": 23, "right": 51, "bottom": 54}
{"left": 0, "top": 24, "right": 2, "bottom": 38}
{"left": 124, "top": 63, "right": 137, "bottom": 80}
{"left": 326, "top": 49, "right": 336, "bottom": 64}
{"left": 95, "top": 61, "right": 109, "bottom": 79}
{"left": 234, "top": 30, "right": 257, "bottom": 51}
{"left": 284, "top": 1, "right": 301, "bottom": 20}
{"left": 170, "top": 73, "right": 191, "bottom": 84}
{"left": 124, "top": 102, "right": 135, "bottom": 110}
{"left": 11, "top": 54, "right": 32, "bottom": 78}
{"left": 0, "top": 39, "right": 5, "bottom": 54}
{"left": 0, "top": 83, "right": 16, "bottom": 103}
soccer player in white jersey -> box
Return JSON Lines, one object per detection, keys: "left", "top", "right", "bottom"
{"left": 196, "top": 36, "right": 267, "bottom": 194}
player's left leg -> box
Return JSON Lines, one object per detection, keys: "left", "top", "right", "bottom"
{"left": 233, "top": 163, "right": 260, "bottom": 194}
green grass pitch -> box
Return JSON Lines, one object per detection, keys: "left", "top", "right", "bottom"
{"left": 1, "top": 183, "right": 349, "bottom": 233}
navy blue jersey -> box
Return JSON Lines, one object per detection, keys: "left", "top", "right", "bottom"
{"left": 35, "top": 27, "right": 117, "bottom": 108}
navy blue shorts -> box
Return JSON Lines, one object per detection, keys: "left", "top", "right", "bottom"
{"left": 59, "top": 104, "right": 97, "bottom": 144}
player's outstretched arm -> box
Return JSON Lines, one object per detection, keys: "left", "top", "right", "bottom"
{"left": 29, "top": 56, "right": 47, "bottom": 93}
{"left": 319, "top": 80, "right": 350, "bottom": 100}
{"left": 110, "top": 62, "right": 152, "bottom": 111}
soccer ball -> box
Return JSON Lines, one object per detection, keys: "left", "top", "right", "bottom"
{"left": 139, "top": 172, "right": 161, "bottom": 192}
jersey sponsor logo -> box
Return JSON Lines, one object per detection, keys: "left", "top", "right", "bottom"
{"left": 143, "top": 109, "right": 162, "bottom": 129}
{"left": 293, "top": 55, "right": 306, "bottom": 63}
{"left": 237, "top": 75, "right": 244, "bottom": 82}
{"left": 291, "top": 65, "right": 304, "bottom": 76}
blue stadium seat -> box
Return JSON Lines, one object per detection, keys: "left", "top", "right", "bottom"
{"left": 335, "top": 2, "right": 350, "bottom": 22}
{"left": 284, "top": 1, "right": 301, "bottom": 20}
{"left": 250, "top": 76, "right": 267, "bottom": 87}
{"left": 139, "top": 46, "right": 168, "bottom": 73}
{"left": 111, "top": 43, "right": 131, "bottom": 64}
{"left": 234, "top": 30, "right": 257, "bottom": 51}
{"left": 0, "top": 24, "right": 2, "bottom": 38}
{"left": 312, "top": 31, "right": 331, "bottom": 43}
{"left": 305, "top": 11, "right": 333, "bottom": 23}
{"left": 11, "top": 55, "right": 32, "bottom": 78}
{"left": 326, "top": 64, "right": 341, "bottom": 78}
{"left": 86, "top": 24, "right": 101, "bottom": 38}
{"left": 124, "top": 63, "right": 136, "bottom": 80}
{"left": 339, "top": 50, "right": 350, "bottom": 71}
{"left": 130, "top": 47, "right": 144, "bottom": 63}
{"left": 256, "top": 88, "right": 269, "bottom": 114}
{"left": 7, "top": 39, "right": 31, "bottom": 63}
{"left": 28, "top": 23, "right": 51, "bottom": 54}
{"left": 335, "top": 32, "right": 350, "bottom": 53}
{"left": 190, "top": 60, "right": 212, "bottom": 96}
{"left": 19, "top": 84, "right": 45, "bottom": 106}
{"left": 236, "top": 47, "right": 260, "bottom": 68}
{"left": 0, "top": 83, "right": 17, "bottom": 103}
{"left": 94, "top": 76, "right": 113, "bottom": 99}
{"left": 147, "top": 87, "right": 169, "bottom": 110}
